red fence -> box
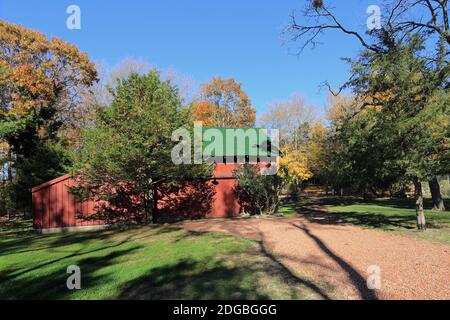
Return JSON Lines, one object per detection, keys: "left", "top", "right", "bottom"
{"left": 32, "top": 164, "right": 244, "bottom": 230}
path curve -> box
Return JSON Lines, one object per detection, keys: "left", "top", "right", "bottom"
{"left": 182, "top": 215, "right": 450, "bottom": 299}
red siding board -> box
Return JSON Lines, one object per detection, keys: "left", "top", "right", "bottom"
{"left": 62, "top": 181, "right": 68, "bottom": 227}
{"left": 67, "top": 179, "right": 76, "bottom": 227}
{"left": 56, "top": 182, "right": 62, "bottom": 227}
{"left": 49, "top": 185, "right": 56, "bottom": 228}
{"left": 42, "top": 187, "right": 49, "bottom": 229}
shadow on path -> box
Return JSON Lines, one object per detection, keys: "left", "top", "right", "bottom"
{"left": 255, "top": 229, "right": 332, "bottom": 300}
{"left": 291, "top": 222, "right": 378, "bottom": 300}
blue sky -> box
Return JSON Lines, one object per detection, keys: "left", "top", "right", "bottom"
{"left": 0, "top": 0, "right": 379, "bottom": 118}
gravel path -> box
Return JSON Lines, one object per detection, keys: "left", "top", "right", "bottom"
{"left": 182, "top": 209, "right": 450, "bottom": 299}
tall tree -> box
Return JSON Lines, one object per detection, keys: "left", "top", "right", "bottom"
{"left": 192, "top": 77, "right": 256, "bottom": 127}
{"left": 344, "top": 38, "right": 448, "bottom": 229}
{"left": 74, "top": 71, "right": 211, "bottom": 222}
{"left": 0, "top": 20, "right": 97, "bottom": 152}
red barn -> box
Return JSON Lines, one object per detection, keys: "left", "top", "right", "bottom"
{"left": 32, "top": 127, "right": 277, "bottom": 232}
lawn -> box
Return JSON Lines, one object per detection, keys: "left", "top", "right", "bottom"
{"left": 279, "top": 196, "right": 450, "bottom": 244}
{"left": 0, "top": 219, "right": 322, "bottom": 300}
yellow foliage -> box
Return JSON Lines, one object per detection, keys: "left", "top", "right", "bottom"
{"left": 278, "top": 144, "right": 313, "bottom": 184}
{"left": 307, "top": 122, "right": 328, "bottom": 176}
{"left": 191, "top": 101, "right": 218, "bottom": 126}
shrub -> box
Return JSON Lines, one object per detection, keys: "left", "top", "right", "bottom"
{"left": 233, "top": 164, "right": 281, "bottom": 215}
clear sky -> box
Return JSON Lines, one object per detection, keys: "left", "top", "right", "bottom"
{"left": 0, "top": 0, "right": 379, "bottom": 118}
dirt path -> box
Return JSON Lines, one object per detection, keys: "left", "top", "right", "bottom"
{"left": 182, "top": 201, "right": 450, "bottom": 300}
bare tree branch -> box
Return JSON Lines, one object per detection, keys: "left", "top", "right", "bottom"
{"left": 286, "top": 0, "right": 450, "bottom": 53}
{"left": 285, "top": 3, "right": 380, "bottom": 54}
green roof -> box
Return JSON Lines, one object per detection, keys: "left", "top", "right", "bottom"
{"left": 200, "top": 127, "right": 276, "bottom": 158}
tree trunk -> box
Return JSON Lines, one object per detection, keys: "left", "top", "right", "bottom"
{"left": 7, "top": 147, "right": 12, "bottom": 182}
{"left": 142, "top": 192, "right": 149, "bottom": 223}
{"left": 413, "top": 178, "right": 426, "bottom": 231}
{"left": 152, "top": 185, "right": 158, "bottom": 223}
{"left": 428, "top": 177, "right": 446, "bottom": 211}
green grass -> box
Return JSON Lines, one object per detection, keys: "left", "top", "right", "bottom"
{"left": 280, "top": 196, "right": 450, "bottom": 244}
{"left": 0, "top": 220, "right": 323, "bottom": 300}
{"left": 325, "top": 198, "right": 450, "bottom": 244}
{"left": 277, "top": 203, "right": 300, "bottom": 217}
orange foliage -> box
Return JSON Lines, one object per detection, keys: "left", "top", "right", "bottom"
{"left": 191, "top": 101, "right": 217, "bottom": 126}
{"left": 197, "top": 77, "right": 256, "bottom": 127}
{"left": 0, "top": 20, "right": 97, "bottom": 118}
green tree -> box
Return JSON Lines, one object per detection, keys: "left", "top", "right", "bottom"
{"left": 341, "top": 37, "right": 449, "bottom": 229}
{"left": 73, "top": 71, "right": 211, "bottom": 222}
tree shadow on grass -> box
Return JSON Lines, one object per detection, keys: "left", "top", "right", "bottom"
{"left": 0, "top": 231, "right": 101, "bottom": 257}
{"left": 289, "top": 196, "right": 447, "bottom": 230}
{"left": 301, "top": 196, "right": 450, "bottom": 212}
{"left": 304, "top": 210, "right": 417, "bottom": 230}
{"left": 1, "top": 232, "right": 144, "bottom": 283}
{"left": 371, "top": 198, "right": 450, "bottom": 211}
{"left": 0, "top": 222, "right": 181, "bottom": 257}
{"left": 117, "top": 247, "right": 331, "bottom": 300}
{"left": 118, "top": 258, "right": 273, "bottom": 300}
{"left": 165, "top": 222, "right": 335, "bottom": 300}
{"left": 0, "top": 246, "right": 141, "bottom": 299}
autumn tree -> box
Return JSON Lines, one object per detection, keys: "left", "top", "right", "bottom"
{"left": 192, "top": 77, "right": 256, "bottom": 127}
{"left": 0, "top": 20, "right": 97, "bottom": 214}
{"left": 279, "top": 145, "right": 313, "bottom": 188}
{"left": 0, "top": 20, "right": 97, "bottom": 149}
{"left": 260, "top": 95, "right": 316, "bottom": 195}
{"left": 306, "top": 121, "right": 331, "bottom": 187}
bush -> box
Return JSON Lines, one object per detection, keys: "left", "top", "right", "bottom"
{"left": 233, "top": 164, "right": 281, "bottom": 215}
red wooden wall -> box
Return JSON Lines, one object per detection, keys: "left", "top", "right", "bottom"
{"left": 32, "top": 164, "right": 246, "bottom": 230}
{"left": 32, "top": 174, "right": 103, "bottom": 230}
